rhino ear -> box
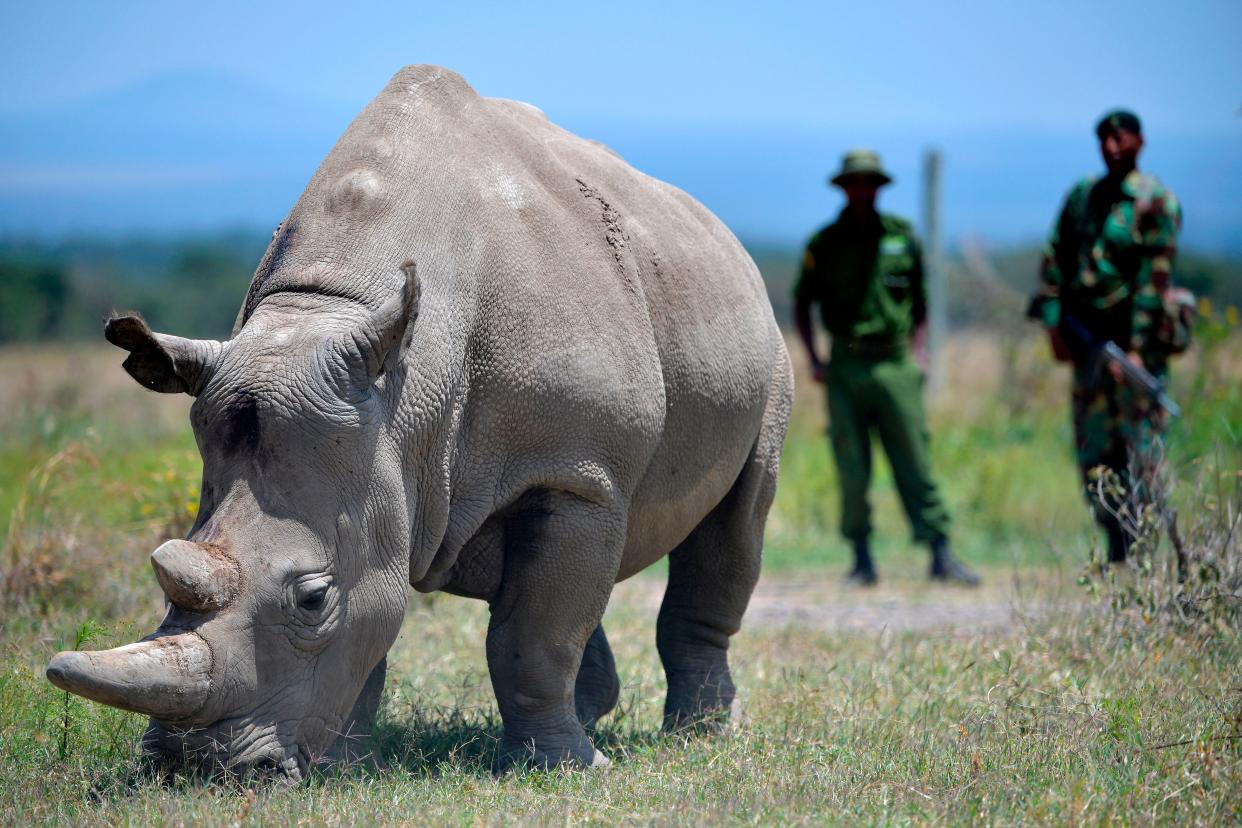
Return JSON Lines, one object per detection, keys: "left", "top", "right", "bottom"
{"left": 366, "top": 259, "right": 420, "bottom": 379}
{"left": 104, "top": 314, "right": 224, "bottom": 396}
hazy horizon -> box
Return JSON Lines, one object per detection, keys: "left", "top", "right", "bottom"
{"left": 3, "top": 2, "right": 1239, "bottom": 251}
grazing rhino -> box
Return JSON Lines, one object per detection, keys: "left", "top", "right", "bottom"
{"left": 46, "top": 65, "right": 792, "bottom": 781}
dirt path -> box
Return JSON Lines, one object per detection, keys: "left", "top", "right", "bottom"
{"left": 610, "top": 571, "right": 1055, "bottom": 636}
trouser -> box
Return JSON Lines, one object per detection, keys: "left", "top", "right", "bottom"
{"left": 826, "top": 351, "right": 951, "bottom": 544}
{"left": 1072, "top": 370, "right": 1167, "bottom": 540}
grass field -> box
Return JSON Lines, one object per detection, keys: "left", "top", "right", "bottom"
{"left": 1, "top": 328, "right": 1239, "bottom": 825}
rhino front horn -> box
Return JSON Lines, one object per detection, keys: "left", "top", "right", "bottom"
{"left": 150, "top": 539, "right": 240, "bottom": 612}
{"left": 46, "top": 633, "right": 212, "bottom": 721}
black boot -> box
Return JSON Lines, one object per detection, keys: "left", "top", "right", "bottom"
{"left": 846, "top": 538, "right": 878, "bottom": 586}
{"left": 1106, "top": 525, "right": 1130, "bottom": 564}
{"left": 929, "top": 536, "right": 980, "bottom": 586}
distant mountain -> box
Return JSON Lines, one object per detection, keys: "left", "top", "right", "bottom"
{"left": 0, "top": 70, "right": 357, "bottom": 236}
{"left": 2, "top": 71, "right": 1239, "bottom": 254}
{"left": 0, "top": 69, "right": 352, "bottom": 164}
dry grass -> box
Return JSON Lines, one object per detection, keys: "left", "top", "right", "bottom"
{"left": 0, "top": 336, "right": 1239, "bottom": 825}
{"left": 1, "top": 567, "right": 1238, "bottom": 825}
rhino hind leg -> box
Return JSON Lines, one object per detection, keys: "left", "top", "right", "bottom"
{"left": 487, "top": 491, "right": 624, "bottom": 774}
{"left": 657, "top": 438, "right": 778, "bottom": 733}
{"left": 574, "top": 624, "right": 620, "bottom": 730}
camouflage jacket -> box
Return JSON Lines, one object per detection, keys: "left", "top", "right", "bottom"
{"left": 1034, "top": 171, "right": 1182, "bottom": 364}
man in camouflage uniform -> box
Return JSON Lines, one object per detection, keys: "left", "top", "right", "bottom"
{"left": 794, "top": 148, "right": 980, "bottom": 586}
{"left": 1031, "top": 110, "right": 1191, "bottom": 562}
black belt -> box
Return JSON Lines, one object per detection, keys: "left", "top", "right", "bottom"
{"left": 841, "top": 336, "right": 904, "bottom": 359}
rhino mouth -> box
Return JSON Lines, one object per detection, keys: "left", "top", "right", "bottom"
{"left": 142, "top": 719, "right": 312, "bottom": 784}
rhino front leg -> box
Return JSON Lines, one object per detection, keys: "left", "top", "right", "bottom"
{"left": 487, "top": 491, "right": 623, "bottom": 773}
{"left": 574, "top": 624, "right": 620, "bottom": 730}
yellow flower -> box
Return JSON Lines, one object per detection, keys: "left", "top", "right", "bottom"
{"left": 1197, "top": 296, "right": 1213, "bottom": 319}
{"left": 1226, "top": 304, "right": 1239, "bottom": 328}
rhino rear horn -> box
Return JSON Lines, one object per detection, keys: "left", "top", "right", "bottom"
{"left": 150, "top": 540, "right": 240, "bottom": 612}
{"left": 105, "top": 314, "right": 225, "bottom": 396}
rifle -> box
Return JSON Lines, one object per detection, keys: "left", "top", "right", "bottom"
{"left": 1060, "top": 314, "right": 1181, "bottom": 418}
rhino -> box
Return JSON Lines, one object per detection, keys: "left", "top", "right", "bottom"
{"left": 46, "top": 65, "right": 792, "bottom": 781}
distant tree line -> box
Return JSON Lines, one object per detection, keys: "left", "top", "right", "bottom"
{"left": 0, "top": 259, "right": 68, "bottom": 341}
{"left": 0, "top": 234, "right": 1238, "bottom": 343}
{"left": 0, "top": 233, "right": 266, "bottom": 343}
{"left": 753, "top": 242, "right": 1242, "bottom": 332}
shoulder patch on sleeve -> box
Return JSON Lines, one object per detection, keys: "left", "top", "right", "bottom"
{"left": 1069, "top": 177, "right": 1097, "bottom": 200}
{"left": 880, "top": 213, "right": 912, "bottom": 232}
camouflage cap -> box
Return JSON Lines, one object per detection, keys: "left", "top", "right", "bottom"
{"left": 829, "top": 148, "right": 893, "bottom": 187}
{"left": 1095, "top": 109, "right": 1142, "bottom": 138}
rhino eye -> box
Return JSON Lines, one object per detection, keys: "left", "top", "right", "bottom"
{"left": 286, "top": 575, "right": 340, "bottom": 646}
{"left": 289, "top": 574, "right": 335, "bottom": 621}
{"left": 299, "top": 587, "right": 328, "bottom": 612}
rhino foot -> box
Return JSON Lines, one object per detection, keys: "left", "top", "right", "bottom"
{"left": 661, "top": 667, "right": 737, "bottom": 734}
{"left": 491, "top": 726, "right": 603, "bottom": 775}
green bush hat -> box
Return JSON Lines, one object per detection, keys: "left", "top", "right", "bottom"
{"left": 829, "top": 148, "right": 893, "bottom": 187}
{"left": 1095, "top": 109, "right": 1142, "bottom": 138}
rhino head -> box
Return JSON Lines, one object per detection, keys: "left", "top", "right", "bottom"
{"left": 46, "top": 263, "right": 421, "bottom": 782}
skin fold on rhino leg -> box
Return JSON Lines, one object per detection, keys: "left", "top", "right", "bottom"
{"left": 324, "top": 656, "right": 387, "bottom": 769}
{"left": 487, "top": 490, "right": 624, "bottom": 773}
{"left": 574, "top": 624, "right": 620, "bottom": 730}
{"left": 657, "top": 443, "right": 777, "bottom": 732}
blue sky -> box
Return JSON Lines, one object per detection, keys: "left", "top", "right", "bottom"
{"left": 2, "top": 1, "right": 1239, "bottom": 248}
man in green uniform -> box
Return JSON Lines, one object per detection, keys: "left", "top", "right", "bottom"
{"left": 794, "top": 148, "right": 980, "bottom": 586}
{"left": 1030, "top": 110, "right": 1191, "bottom": 562}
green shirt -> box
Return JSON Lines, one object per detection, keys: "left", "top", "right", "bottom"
{"left": 794, "top": 210, "right": 926, "bottom": 342}
{"left": 1035, "top": 171, "right": 1181, "bottom": 360}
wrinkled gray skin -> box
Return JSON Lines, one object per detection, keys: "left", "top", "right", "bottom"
{"left": 46, "top": 65, "right": 792, "bottom": 782}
